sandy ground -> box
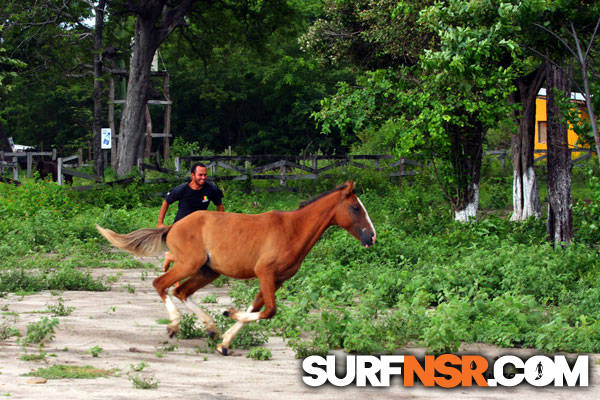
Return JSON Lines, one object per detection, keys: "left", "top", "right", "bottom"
{"left": 1, "top": 260, "right": 599, "bottom": 400}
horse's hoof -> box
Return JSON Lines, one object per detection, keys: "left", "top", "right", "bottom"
{"left": 216, "top": 345, "right": 229, "bottom": 356}
{"left": 207, "top": 330, "right": 217, "bottom": 340}
{"left": 167, "top": 326, "right": 178, "bottom": 338}
{"left": 223, "top": 308, "right": 236, "bottom": 319}
{"left": 223, "top": 310, "right": 230, "bottom": 317}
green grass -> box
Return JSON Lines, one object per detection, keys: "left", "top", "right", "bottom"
{"left": 246, "top": 347, "right": 272, "bottom": 360}
{"left": 25, "top": 365, "right": 114, "bottom": 379}
{"left": 2, "top": 164, "right": 600, "bottom": 357}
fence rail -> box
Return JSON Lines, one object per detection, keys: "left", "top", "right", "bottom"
{"left": 2, "top": 148, "right": 596, "bottom": 192}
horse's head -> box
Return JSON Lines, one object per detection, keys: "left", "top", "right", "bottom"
{"left": 333, "top": 181, "right": 376, "bottom": 248}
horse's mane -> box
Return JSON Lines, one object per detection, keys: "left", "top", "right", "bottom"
{"left": 298, "top": 183, "right": 348, "bottom": 209}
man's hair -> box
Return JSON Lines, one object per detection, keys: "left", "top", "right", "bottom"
{"left": 190, "top": 162, "right": 207, "bottom": 174}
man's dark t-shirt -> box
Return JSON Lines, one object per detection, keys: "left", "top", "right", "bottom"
{"left": 165, "top": 182, "right": 224, "bottom": 223}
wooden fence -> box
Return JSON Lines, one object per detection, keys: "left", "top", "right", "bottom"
{"left": 155, "top": 154, "right": 421, "bottom": 191}
{"left": 2, "top": 148, "right": 595, "bottom": 191}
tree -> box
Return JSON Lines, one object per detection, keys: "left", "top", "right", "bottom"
{"left": 0, "top": 1, "right": 94, "bottom": 151}
{"left": 92, "top": 0, "right": 107, "bottom": 179}
{"left": 310, "top": 0, "right": 520, "bottom": 221}
{"left": 111, "top": 0, "right": 198, "bottom": 176}
{"left": 509, "top": 66, "right": 544, "bottom": 221}
{"left": 532, "top": 13, "right": 600, "bottom": 167}
{"left": 546, "top": 62, "right": 573, "bottom": 244}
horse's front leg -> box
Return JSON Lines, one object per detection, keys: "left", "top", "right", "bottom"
{"left": 217, "top": 274, "right": 280, "bottom": 356}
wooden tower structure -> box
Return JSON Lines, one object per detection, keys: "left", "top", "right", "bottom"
{"left": 108, "top": 69, "right": 172, "bottom": 169}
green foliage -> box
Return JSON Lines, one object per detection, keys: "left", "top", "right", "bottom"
{"left": 20, "top": 352, "right": 47, "bottom": 361}
{"left": 129, "top": 362, "right": 149, "bottom": 372}
{"left": 246, "top": 347, "right": 272, "bottom": 360}
{"left": 0, "top": 322, "right": 20, "bottom": 340}
{"left": 46, "top": 298, "right": 75, "bottom": 316}
{"left": 176, "top": 314, "right": 206, "bottom": 339}
{"left": 0, "top": 267, "right": 107, "bottom": 293}
{"left": 128, "top": 372, "right": 159, "bottom": 389}
{"left": 25, "top": 365, "right": 113, "bottom": 379}
{"left": 88, "top": 346, "right": 103, "bottom": 357}
{"left": 21, "top": 317, "right": 59, "bottom": 346}
{"left": 573, "top": 168, "right": 600, "bottom": 243}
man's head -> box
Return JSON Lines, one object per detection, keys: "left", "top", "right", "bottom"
{"left": 190, "top": 163, "right": 207, "bottom": 187}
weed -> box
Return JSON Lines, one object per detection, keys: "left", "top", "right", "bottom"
{"left": 88, "top": 346, "right": 103, "bottom": 357}
{"left": 177, "top": 314, "right": 206, "bottom": 339}
{"left": 24, "top": 365, "right": 113, "bottom": 379}
{"left": 20, "top": 351, "right": 47, "bottom": 361}
{"left": 0, "top": 322, "right": 20, "bottom": 340}
{"left": 124, "top": 284, "right": 136, "bottom": 294}
{"left": 156, "top": 318, "right": 170, "bottom": 325}
{"left": 202, "top": 294, "right": 218, "bottom": 303}
{"left": 46, "top": 297, "right": 75, "bottom": 316}
{"left": 21, "top": 317, "right": 59, "bottom": 346}
{"left": 128, "top": 372, "right": 159, "bottom": 389}
{"left": 246, "top": 347, "right": 272, "bottom": 360}
{"left": 129, "top": 362, "right": 149, "bottom": 372}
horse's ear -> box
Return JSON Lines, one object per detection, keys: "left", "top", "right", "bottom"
{"left": 342, "top": 181, "right": 354, "bottom": 197}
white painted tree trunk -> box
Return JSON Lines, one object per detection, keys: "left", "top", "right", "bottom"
{"left": 454, "top": 183, "right": 479, "bottom": 222}
{"left": 511, "top": 166, "right": 541, "bottom": 220}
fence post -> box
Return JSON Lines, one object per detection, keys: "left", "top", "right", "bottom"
{"left": 78, "top": 148, "right": 83, "bottom": 167}
{"left": 0, "top": 151, "right": 4, "bottom": 175}
{"left": 137, "top": 158, "right": 144, "bottom": 182}
{"left": 27, "top": 152, "right": 33, "bottom": 177}
{"left": 57, "top": 158, "right": 63, "bottom": 186}
{"left": 175, "top": 157, "right": 180, "bottom": 173}
{"left": 398, "top": 158, "right": 404, "bottom": 189}
{"left": 312, "top": 155, "right": 318, "bottom": 172}
{"left": 52, "top": 148, "right": 57, "bottom": 160}
{"left": 280, "top": 163, "right": 287, "bottom": 187}
{"left": 12, "top": 159, "right": 18, "bottom": 182}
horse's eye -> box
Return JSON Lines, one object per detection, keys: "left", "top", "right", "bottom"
{"left": 351, "top": 204, "right": 360, "bottom": 212}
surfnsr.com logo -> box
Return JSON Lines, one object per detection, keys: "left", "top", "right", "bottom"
{"left": 302, "top": 354, "right": 589, "bottom": 388}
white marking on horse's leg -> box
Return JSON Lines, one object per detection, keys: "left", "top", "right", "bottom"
{"left": 357, "top": 196, "right": 376, "bottom": 239}
{"left": 230, "top": 311, "right": 261, "bottom": 323}
{"left": 184, "top": 299, "right": 216, "bottom": 331}
{"left": 165, "top": 296, "right": 181, "bottom": 326}
{"left": 220, "top": 321, "right": 246, "bottom": 349}
{"left": 218, "top": 305, "right": 253, "bottom": 352}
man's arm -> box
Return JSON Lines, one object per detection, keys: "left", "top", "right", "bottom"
{"left": 157, "top": 200, "right": 170, "bottom": 228}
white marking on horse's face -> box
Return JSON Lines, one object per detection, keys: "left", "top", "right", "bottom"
{"left": 357, "top": 196, "right": 376, "bottom": 243}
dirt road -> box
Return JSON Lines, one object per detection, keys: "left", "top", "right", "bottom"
{"left": 1, "top": 265, "right": 598, "bottom": 400}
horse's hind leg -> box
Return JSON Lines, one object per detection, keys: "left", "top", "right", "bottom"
{"left": 153, "top": 260, "right": 201, "bottom": 338}
{"left": 172, "top": 265, "right": 220, "bottom": 339}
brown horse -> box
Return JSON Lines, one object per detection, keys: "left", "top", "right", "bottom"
{"left": 35, "top": 160, "right": 73, "bottom": 184}
{"left": 96, "top": 181, "right": 376, "bottom": 355}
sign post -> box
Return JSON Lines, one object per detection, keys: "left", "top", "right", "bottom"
{"left": 101, "top": 128, "right": 112, "bottom": 149}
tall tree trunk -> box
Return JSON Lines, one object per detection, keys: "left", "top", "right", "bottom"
{"left": 113, "top": 0, "right": 196, "bottom": 176}
{"left": 93, "top": 0, "right": 106, "bottom": 179}
{"left": 115, "top": 17, "right": 157, "bottom": 176}
{"left": 545, "top": 62, "right": 573, "bottom": 245}
{"left": 509, "top": 67, "right": 544, "bottom": 221}
{"left": 0, "top": 121, "right": 11, "bottom": 152}
{"left": 449, "top": 117, "right": 483, "bottom": 222}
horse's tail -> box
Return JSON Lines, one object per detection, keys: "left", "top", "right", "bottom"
{"left": 96, "top": 225, "right": 171, "bottom": 256}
